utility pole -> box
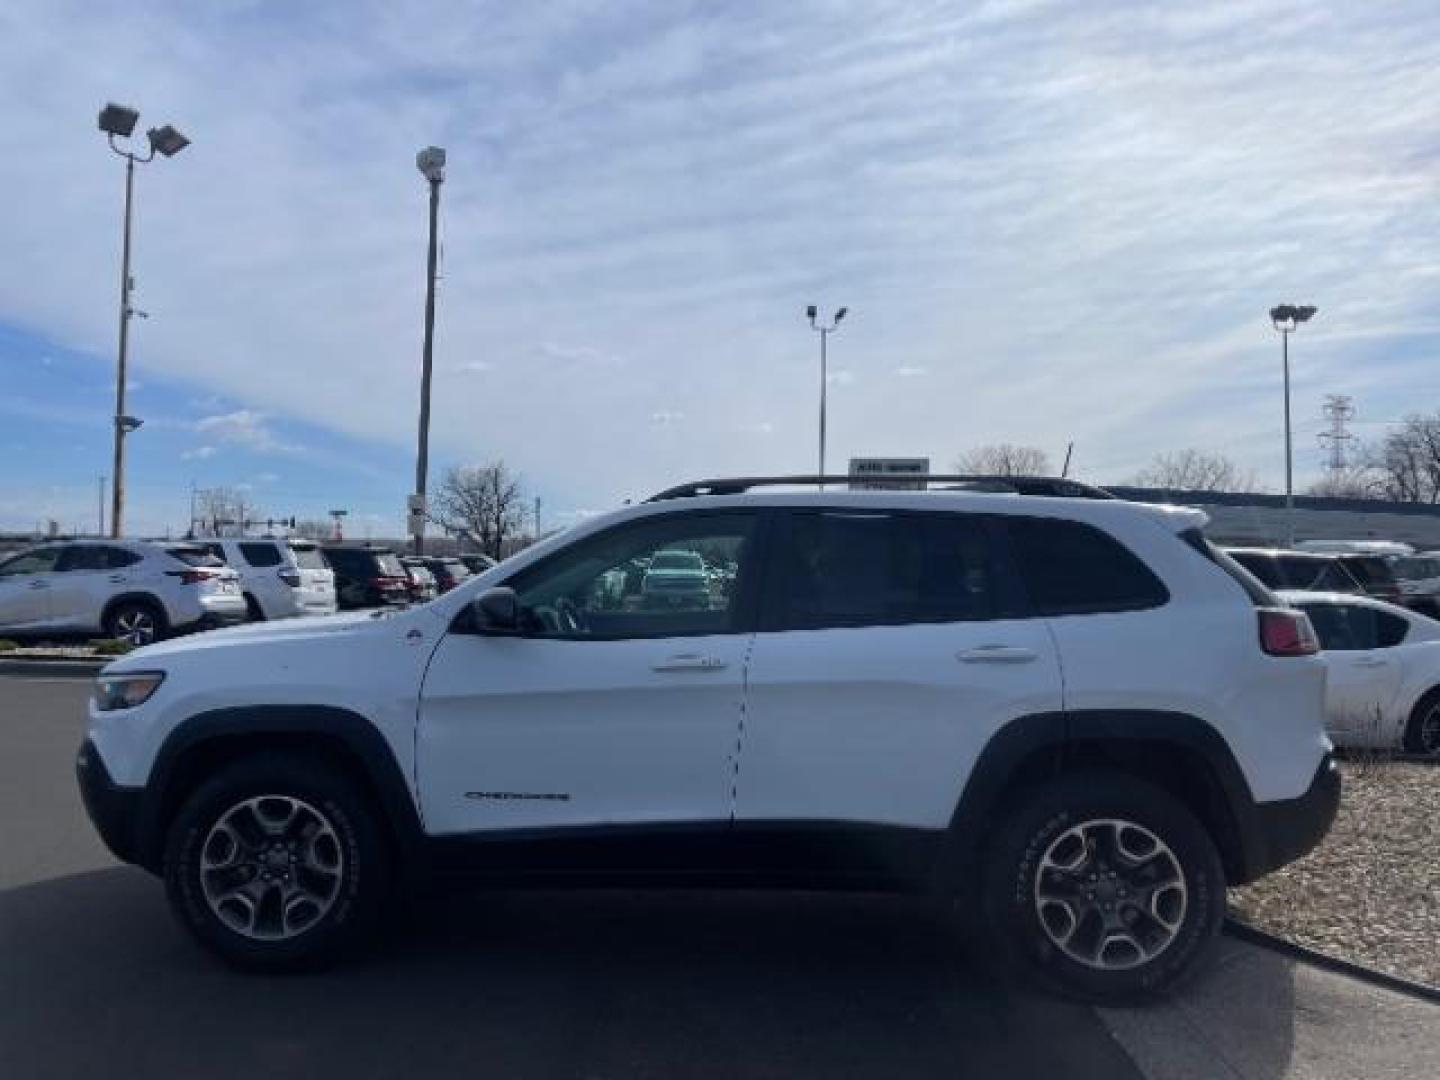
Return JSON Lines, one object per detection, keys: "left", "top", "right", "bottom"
{"left": 534, "top": 495, "right": 542, "bottom": 540}
{"left": 1319, "top": 394, "right": 1355, "bottom": 473}
{"left": 98, "top": 476, "right": 107, "bottom": 536}
{"left": 412, "top": 146, "right": 446, "bottom": 556}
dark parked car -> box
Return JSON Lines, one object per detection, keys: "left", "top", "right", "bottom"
{"left": 1224, "top": 548, "right": 1364, "bottom": 594}
{"left": 1338, "top": 554, "right": 1405, "bottom": 606}
{"left": 321, "top": 545, "right": 411, "bottom": 609}
{"left": 421, "top": 556, "right": 473, "bottom": 593}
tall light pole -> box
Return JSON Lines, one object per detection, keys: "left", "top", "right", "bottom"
{"left": 1269, "top": 303, "right": 1318, "bottom": 547}
{"left": 806, "top": 305, "right": 848, "bottom": 484}
{"left": 412, "top": 146, "right": 446, "bottom": 555}
{"left": 98, "top": 103, "right": 189, "bottom": 538}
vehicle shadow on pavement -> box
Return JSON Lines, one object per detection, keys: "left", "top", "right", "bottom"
{"left": 0, "top": 869, "right": 1146, "bottom": 1080}
{"left": 1101, "top": 936, "right": 1299, "bottom": 1080}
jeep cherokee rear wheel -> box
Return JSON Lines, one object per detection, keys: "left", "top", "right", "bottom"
{"left": 164, "top": 753, "right": 387, "bottom": 970}
{"left": 980, "top": 771, "right": 1224, "bottom": 1003}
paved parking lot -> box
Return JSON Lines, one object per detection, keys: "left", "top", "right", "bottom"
{"left": 3, "top": 671, "right": 1435, "bottom": 1079}
{"left": 1, "top": 673, "right": 1141, "bottom": 1080}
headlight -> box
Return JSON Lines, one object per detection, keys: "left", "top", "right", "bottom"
{"left": 94, "top": 671, "right": 166, "bottom": 711}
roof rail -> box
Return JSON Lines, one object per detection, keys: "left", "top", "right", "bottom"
{"left": 646, "top": 475, "right": 1115, "bottom": 502}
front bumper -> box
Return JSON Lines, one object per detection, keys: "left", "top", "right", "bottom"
{"left": 75, "top": 739, "right": 143, "bottom": 866}
{"left": 1243, "top": 753, "right": 1341, "bottom": 882}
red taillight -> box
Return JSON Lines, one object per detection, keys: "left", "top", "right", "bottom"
{"left": 167, "top": 569, "right": 216, "bottom": 585}
{"left": 1259, "top": 608, "right": 1319, "bottom": 656}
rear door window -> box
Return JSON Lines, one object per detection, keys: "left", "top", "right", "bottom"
{"left": 289, "top": 544, "right": 327, "bottom": 570}
{"left": 773, "top": 511, "right": 1003, "bottom": 630}
{"left": 1005, "top": 517, "right": 1168, "bottom": 616}
{"left": 239, "top": 542, "right": 283, "bottom": 568}
{"left": 167, "top": 546, "right": 225, "bottom": 568}
{"left": 1300, "top": 603, "right": 1381, "bottom": 650}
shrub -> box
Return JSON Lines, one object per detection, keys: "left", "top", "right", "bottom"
{"left": 88, "top": 639, "right": 135, "bottom": 656}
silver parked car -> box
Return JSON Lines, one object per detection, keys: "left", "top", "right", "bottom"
{"left": 0, "top": 540, "right": 246, "bottom": 645}
{"left": 198, "top": 537, "right": 338, "bottom": 620}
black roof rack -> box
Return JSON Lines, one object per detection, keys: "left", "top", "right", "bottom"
{"left": 646, "top": 475, "right": 1115, "bottom": 502}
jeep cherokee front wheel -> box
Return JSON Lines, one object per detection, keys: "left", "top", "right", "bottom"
{"left": 980, "top": 771, "right": 1225, "bottom": 1003}
{"left": 164, "top": 753, "right": 387, "bottom": 970}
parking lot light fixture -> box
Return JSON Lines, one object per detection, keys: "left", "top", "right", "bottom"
{"left": 1269, "top": 303, "right": 1319, "bottom": 547}
{"left": 806, "top": 305, "right": 848, "bottom": 488}
{"left": 99, "top": 101, "right": 188, "bottom": 537}
{"left": 411, "top": 146, "right": 446, "bottom": 556}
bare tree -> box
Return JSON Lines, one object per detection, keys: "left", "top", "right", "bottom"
{"left": 430, "top": 461, "right": 527, "bottom": 559}
{"left": 1132, "top": 450, "right": 1261, "bottom": 493}
{"left": 292, "top": 518, "right": 336, "bottom": 542}
{"left": 1306, "top": 463, "right": 1382, "bottom": 499}
{"left": 193, "top": 487, "right": 259, "bottom": 537}
{"left": 1370, "top": 414, "right": 1440, "bottom": 503}
{"left": 953, "top": 444, "right": 1053, "bottom": 477}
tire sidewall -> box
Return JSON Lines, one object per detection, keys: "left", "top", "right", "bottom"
{"left": 164, "top": 758, "right": 384, "bottom": 970}
{"left": 107, "top": 600, "right": 166, "bottom": 646}
{"left": 982, "top": 774, "right": 1224, "bottom": 1003}
{"left": 1405, "top": 693, "right": 1440, "bottom": 756}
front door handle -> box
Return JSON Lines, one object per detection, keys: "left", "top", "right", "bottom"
{"left": 1353, "top": 656, "right": 1387, "bottom": 668}
{"left": 958, "top": 645, "right": 1037, "bottom": 663}
{"left": 652, "top": 654, "right": 728, "bottom": 673}
{"left": 107, "top": 575, "right": 127, "bottom": 584}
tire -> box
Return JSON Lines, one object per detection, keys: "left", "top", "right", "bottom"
{"left": 244, "top": 594, "right": 266, "bottom": 622}
{"left": 163, "top": 753, "right": 388, "bottom": 971}
{"left": 1403, "top": 692, "right": 1440, "bottom": 756}
{"left": 104, "top": 599, "right": 167, "bottom": 647}
{"left": 979, "top": 771, "right": 1225, "bottom": 1004}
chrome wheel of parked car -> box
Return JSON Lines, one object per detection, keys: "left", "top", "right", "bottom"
{"left": 1405, "top": 698, "right": 1440, "bottom": 757}
{"left": 1033, "top": 818, "right": 1188, "bottom": 972}
{"left": 199, "top": 795, "right": 344, "bottom": 941}
{"left": 107, "top": 603, "right": 160, "bottom": 646}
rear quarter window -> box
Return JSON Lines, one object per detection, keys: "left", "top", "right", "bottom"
{"left": 239, "top": 542, "right": 283, "bottom": 568}
{"left": 166, "top": 546, "right": 225, "bottom": 568}
{"left": 289, "top": 544, "right": 327, "bottom": 570}
{"left": 1005, "top": 517, "right": 1169, "bottom": 616}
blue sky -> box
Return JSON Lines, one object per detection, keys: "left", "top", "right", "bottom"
{"left": 2, "top": 0, "right": 1439, "bottom": 534}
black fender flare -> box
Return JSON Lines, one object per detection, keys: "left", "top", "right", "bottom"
{"left": 932, "top": 709, "right": 1265, "bottom": 893}
{"left": 136, "top": 705, "right": 424, "bottom": 872}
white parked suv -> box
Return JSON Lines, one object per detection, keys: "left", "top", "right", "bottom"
{"left": 76, "top": 478, "right": 1340, "bottom": 1001}
{"left": 0, "top": 539, "right": 245, "bottom": 645}
{"left": 198, "top": 538, "right": 337, "bottom": 621}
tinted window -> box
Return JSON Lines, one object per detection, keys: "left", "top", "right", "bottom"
{"left": 1342, "top": 556, "right": 1398, "bottom": 589}
{"left": 776, "top": 511, "right": 1000, "bottom": 630}
{"left": 1227, "top": 551, "right": 1285, "bottom": 589}
{"left": 169, "top": 546, "right": 225, "bottom": 568}
{"left": 239, "top": 542, "right": 283, "bottom": 568}
{"left": 290, "top": 544, "right": 326, "bottom": 570}
{"left": 1376, "top": 610, "right": 1410, "bottom": 647}
{"left": 1007, "top": 517, "right": 1168, "bottom": 616}
{"left": 201, "top": 543, "right": 229, "bottom": 564}
{"left": 1273, "top": 556, "right": 1330, "bottom": 589}
{"left": 1300, "top": 603, "right": 1381, "bottom": 651}
{"left": 1313, "top": 561, "right": 1361, "bottom": 591}
{"left": 56, "top": 545, "right": 102, "bottom": 571}
{"left": 508, "top": 512, "right": 755, "bottom": 639}
{"left": 102, "top": 546, "right": 142, "bottom": 569}
{"left": 0, "top": 548, "right": 62, "bottom": 576}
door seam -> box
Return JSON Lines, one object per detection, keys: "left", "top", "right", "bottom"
{"left": 730, "top": 632, "right": 757, "bottom": 822}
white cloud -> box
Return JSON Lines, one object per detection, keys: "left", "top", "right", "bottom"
{"left": 1, "top": 0, "right": 1438, "bottom": 511}
{"left": 452, "top": 360, "right": 494, "bottom": 375}
{"left": 180, "top": 445, "right": 217, "bottom": 461}
{"left": 895, "top": 366, "right": 928, "bottom": 378}
{"left": 192, "top": 410, "right": 299, "bottom": 454}
{"left": 650, "top": 409, "right": 685, "bottom": 425}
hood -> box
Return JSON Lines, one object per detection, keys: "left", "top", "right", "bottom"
{"left": 103, "top": 606, "right": 432, "bottom": 669}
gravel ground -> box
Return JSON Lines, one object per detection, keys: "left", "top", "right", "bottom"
{"left": 1229, "top": 759, "right": 1440, "bottom": 989}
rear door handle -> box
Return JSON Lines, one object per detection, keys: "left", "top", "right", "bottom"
{"left": 28, "top": 581, "right": 49, "bottom": 590}
{"left": 107, "top": 575, "right": 127, "bottom": 584}
{"left": 1353, "top": 656, "right": 1387, "bottom": 668}
{"left": 957, "top": 645, "right": 1037, "bottom": 664}
{"left": 652, "top": 654, "right": 728, "bottom": 673}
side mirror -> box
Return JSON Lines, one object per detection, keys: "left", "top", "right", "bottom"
{"left": 471, "top": 586, "right": 521, "bottom": 634}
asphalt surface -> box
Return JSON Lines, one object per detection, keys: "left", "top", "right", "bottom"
{"left": 0, "top": 673, "right": 1146, "bottom": 1080}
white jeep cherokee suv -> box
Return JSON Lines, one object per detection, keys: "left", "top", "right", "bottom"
{"left": 76, "top": 478, "right": 1339, "bottom": 1000}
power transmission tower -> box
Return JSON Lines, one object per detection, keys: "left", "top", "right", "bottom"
{"left": 1318, "top": 394, "right": 1356, "bottom": 473}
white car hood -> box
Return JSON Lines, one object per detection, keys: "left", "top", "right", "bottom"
{"left": 104, "top": 606, "right": 433, "bottom": 669}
